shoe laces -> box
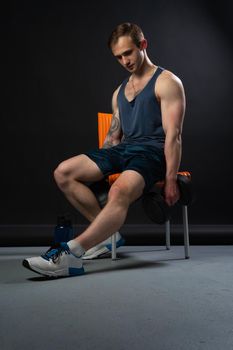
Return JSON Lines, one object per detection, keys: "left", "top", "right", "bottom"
{"left": 41, "top": 243, "right": 70, "bottom": 263}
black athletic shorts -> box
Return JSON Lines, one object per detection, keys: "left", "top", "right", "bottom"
{"left": 84, "top": 143, "right": 166, "bottom": 193}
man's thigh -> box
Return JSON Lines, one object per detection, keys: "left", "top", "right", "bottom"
{"left": 60, "top": 154, "right": 105, "bottom": 182}
{"left": 125, "top": 154, "right": 166, "bottom": 193}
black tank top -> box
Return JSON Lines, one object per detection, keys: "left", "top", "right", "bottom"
{"left": 117, "top": 66, "right": 165, "bottom": 149}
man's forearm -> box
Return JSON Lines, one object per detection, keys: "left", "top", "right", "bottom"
{"left": 164, "top": 133, "right": 182, "bottom": 180}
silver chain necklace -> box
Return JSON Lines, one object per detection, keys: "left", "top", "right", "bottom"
{"left": 128, "top": 65, "right": 156, "bottom": 97}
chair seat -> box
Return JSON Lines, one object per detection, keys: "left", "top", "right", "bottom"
{"left": 109, "top": 171, "right": 191, "bottom": 187}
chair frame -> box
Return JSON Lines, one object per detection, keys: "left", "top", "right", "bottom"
{"left": 111, "top": 210, "right": 190, "bottom": 260}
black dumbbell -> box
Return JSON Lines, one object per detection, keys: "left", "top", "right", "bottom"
{"left": 142, "top": 173, "right": 193, "bottom": 224}
{"left": 177, "top": 173, "right": 193, "bottom": 206}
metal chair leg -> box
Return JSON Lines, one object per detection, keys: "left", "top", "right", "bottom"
{"left": 182, "top": 205, "right": 190, "bottom": 259}
{"left": 111, "top": 233, "right": 117, "bottom": 260}
{"left": 165, "top": 220, "right": 171, "bottom": 250}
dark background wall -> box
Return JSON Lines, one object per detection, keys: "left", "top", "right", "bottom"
{"left": 1, "top": 0, "right": 233, "bottom": 228}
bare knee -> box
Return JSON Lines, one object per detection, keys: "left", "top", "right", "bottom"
{"left": 108, "top": 184, "right": 130, "bottom": 207}
{"left": 54, "top": 161, "right": 74, "bottom": 190}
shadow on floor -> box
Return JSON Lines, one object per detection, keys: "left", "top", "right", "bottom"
{"left": 26, "top": 253, "right": 187, "bottom": 282}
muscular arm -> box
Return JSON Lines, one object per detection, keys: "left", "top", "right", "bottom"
{"left": 158, "top": 72, "right": 186, "bottom": 205}
{"left": 102, "top": 87, "right": 123, "bottom": 148}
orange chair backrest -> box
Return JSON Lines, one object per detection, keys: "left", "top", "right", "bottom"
{"left": 98, "top": 112, "right": 113, "bottom": 148}
{"left": 98, "top": 112, "right": 120, "bottom": 185}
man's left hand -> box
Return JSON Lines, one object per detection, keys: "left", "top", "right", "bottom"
{"left": 164, "top": 179, "right": 180, "bottom": 206}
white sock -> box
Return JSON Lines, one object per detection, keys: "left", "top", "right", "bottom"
{"left": 67, "top": 240, "right": 86, "bottom": 257}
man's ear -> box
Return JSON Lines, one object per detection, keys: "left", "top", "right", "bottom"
{"left": 140, "top": 39, "right": 147, "bottom": 50}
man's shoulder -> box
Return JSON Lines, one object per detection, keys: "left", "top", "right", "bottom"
{"left": 154, "top": 68, "right": 185, "bottom": 101}
{"left": 112, "top": 84, "right": 123, "bottom": 98}
{"left": 158, "top": 69, "right": 182, "bottom": 85}
{"left": 112, "top": 83, "right": 123, "bottom": 110}
{"left": 156, "top": 68, "right": 184, "bottom": 95}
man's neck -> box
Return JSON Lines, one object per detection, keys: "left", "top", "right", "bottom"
{"left": 133, "top": 56, "right": 156, "bottom": 79}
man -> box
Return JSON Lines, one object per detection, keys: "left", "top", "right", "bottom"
{"left": 23, "top": 23, "right": 185, "bottom": 277}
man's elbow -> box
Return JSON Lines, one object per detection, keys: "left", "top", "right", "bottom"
{"left": 166, "top": 127, "right": 182, "bottom": 144}
{"left": 176, "top": 130, "right": 182, "bottom": 144}
{"left": 112, "top": 138, "right": 121, "bottom": 146}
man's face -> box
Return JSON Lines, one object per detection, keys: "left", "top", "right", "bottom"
{"left": 111, "top": 36, "right": 145, "bottom": 73}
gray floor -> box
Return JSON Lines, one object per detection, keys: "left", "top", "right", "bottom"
{"left": 1, "top": 245, "right": 233, "bottom": 350}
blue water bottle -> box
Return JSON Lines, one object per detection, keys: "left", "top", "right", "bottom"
{"left": 54, "top": 215, "right": 74, "bottom": 243}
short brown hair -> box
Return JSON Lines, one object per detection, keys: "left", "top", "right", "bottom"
{"left": 108, "top": 22, "right": 144, "bottom": 49}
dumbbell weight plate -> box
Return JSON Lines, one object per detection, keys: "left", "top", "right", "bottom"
{"left": 142, "top": 192, "right": 171, "bottom": 224}
{"left": 177, "top": 174, "right": 193, "bottom": 205}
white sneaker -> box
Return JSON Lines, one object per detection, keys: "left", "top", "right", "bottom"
{"left": 82, "top": 232, "right": 125, "bottom": 260}
{"left": 22, "top": 242, "right": 85, "bottom": 278}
